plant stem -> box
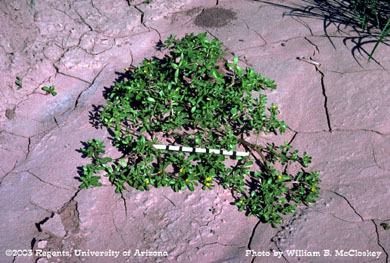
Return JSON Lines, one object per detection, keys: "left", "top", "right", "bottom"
{"left": 237, "top": 138, "right": 269, "bottom": 171}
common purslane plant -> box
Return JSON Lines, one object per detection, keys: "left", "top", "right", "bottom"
{"left": 79, "top": 32, "right": 320, "bottom": 227}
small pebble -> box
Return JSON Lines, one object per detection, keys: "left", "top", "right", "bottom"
{"left": 5, "top": 108, "right": 15, "bottom": 120}
{"left": 37, "top": 257, "right": 49, "bottom": 263}
{"left": 37, "top": 240, "right": 47, "bottom": 249}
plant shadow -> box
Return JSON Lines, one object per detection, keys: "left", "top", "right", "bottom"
{"left": 255, "top": 0, "right": 390, "bottom": 66}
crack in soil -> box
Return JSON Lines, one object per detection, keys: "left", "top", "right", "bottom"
{"left": 204, "top": 241, "right": 246, "bottom": 248}
{"left": 90, "top": 0, "right": 106, "bottom": 17}
{"left": 304, "top": 36, "right": 320, "bottom": 54}
{"left": 328, "top": 190, "right": 364, "bottom": 221}
{"left": 30, "top": 189, "right": 82, "bottom": 262}
{"left": 57, "top": 71, "right": 92, "bottom": 85}
{"left": 334, "top": 128, "right": 390, "bottom": 136}
{"left": 29, "top": 201, "right": 55, "bottom": 215}
{"left": 270, "top": 205, "right": 311, "bottom": 262}
{"left": 50, "top": 28, "right": 92, "bottom": 80}
{"left": 0, "top": 161, "right": 17, "bottom": 184}
{"left": 73, "top": 63, "right": 107, "bottom": 110}
{"left": 58, "top": 189, "right": 81, "bottom": 233}
{"left": 120, "top": 193, "right": 128, "bottom": 218}
{"left": 372, "top": 220, "right": 389, "bottom": 263}
{"left": 314, "top": 65, "right": 332, "bottom": 132}
{"left": 311, "top": 209, "right": 362, "bottom": 223}
{"left": 163, "top": 195, "right": 177, "bottom": 207}
{"left": 253, "top": 29, "right": 267, "bottom": 46}
{"left": 79, "top": 41, "right": 115, "bottom": 56}
{"left": 53, "top": 116, "right": 60, "bottom": 127}
{"left": 287, "top": 131, "right": 298, "bottom": 145}
{"left": 1, "top": 116, "right": 60, "bottom": 144}
{"left": 189, "top": 204, "right": 223, "bottom": 233}
{"left": 231, "top": 35, "right": 304, "bottom": 55}
{"left": 247, "top": 219, "right": 263, "bottom": 263}
{"left": 328, "top": 68, "right": 390, "bottom": 74}
{"left": 27, "top": 170, "right": 74, "bottom": 190}
{"left": 25, "top": 137, "right": 31, "bottom": 160}
{"left": 288, "top": 127, "right": 390, "bottom": 136}
{"left": 133, "top": 4, "right": 146, "bottom": 26}
{"left": 133, "top": 4, "right": 162, "bottom": 40}
{"left": 194, "top": 205, "right": 223, "bottom": 228}
{"left": 112, "top": 216, "right": 127, "bottom": 247}
{"left": 35, "top": 212, "right": 55, "bottom": 232}
{"left": 247, "top": 219, "right": 261, "bottom": 251}
{"left": 292, "top": 17, "right": 314, "bottom": 36}
{"left": 74, "top": 9, "right": 94, "bottom": 32}
{"left": 239, "top": 18, "right": 267, "bottom": 50}
{"left": 371, "top": 147, "right": 390, "bottom": 171}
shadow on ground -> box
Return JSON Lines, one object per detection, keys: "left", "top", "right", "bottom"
{"left": 254, "top": 0, "right": 390, "bottom": 65}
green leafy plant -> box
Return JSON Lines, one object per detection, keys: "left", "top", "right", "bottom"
{"left": 15, "top": 76, "right": 22, "bottom": 90}
{"left": 381, "top": 222, "right": 390, "bottom": 230}
{"left": 350, "top": 0, "right": 390, "bottom": 60}
{"left": 79, "top": 32, "right": 320, "bottom": 227}
{"left": 42, "top": 85, "right": 57, "bottom": 96}
{"left": 79, "top": 139, "right": 112, "bottom": 189}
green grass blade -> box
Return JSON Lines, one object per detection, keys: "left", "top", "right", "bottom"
{"left": 368, "top": 17, "right": 390, "bottom": 61}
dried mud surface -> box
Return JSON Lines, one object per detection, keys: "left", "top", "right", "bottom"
{"left": 1, "top": 0, "right": 389, "bottom": 262}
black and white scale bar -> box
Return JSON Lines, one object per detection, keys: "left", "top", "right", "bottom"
{"left": 153, "top": 144, "right": 249, "bottom": 157}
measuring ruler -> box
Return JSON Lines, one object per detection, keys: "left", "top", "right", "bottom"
{"left": 153, "top": 144, "right": 249, "bottom": 157}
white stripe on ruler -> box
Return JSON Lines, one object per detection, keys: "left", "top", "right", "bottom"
{"left": 152, "top": 144, "right": 249, "bottom": 156}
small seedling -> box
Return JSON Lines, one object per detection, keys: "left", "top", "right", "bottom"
{"left": 380, "top": 223, "right": 390, "bottom": 230}
{"left": 78, "top": 33, "right": 320, "bottom": 227}
{"left": 15, "top": 76, "right": 22, "bottom": 90}
{"left": 42, "top": 85, "right": 57, "bottom": 96}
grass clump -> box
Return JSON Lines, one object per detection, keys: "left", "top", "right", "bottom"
{"left": 350, "top": 0, "right": 390, "bottom": 60}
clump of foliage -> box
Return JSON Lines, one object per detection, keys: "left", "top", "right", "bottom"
{"left": 79, "top": 32, "right": 320, "bottom": 227}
